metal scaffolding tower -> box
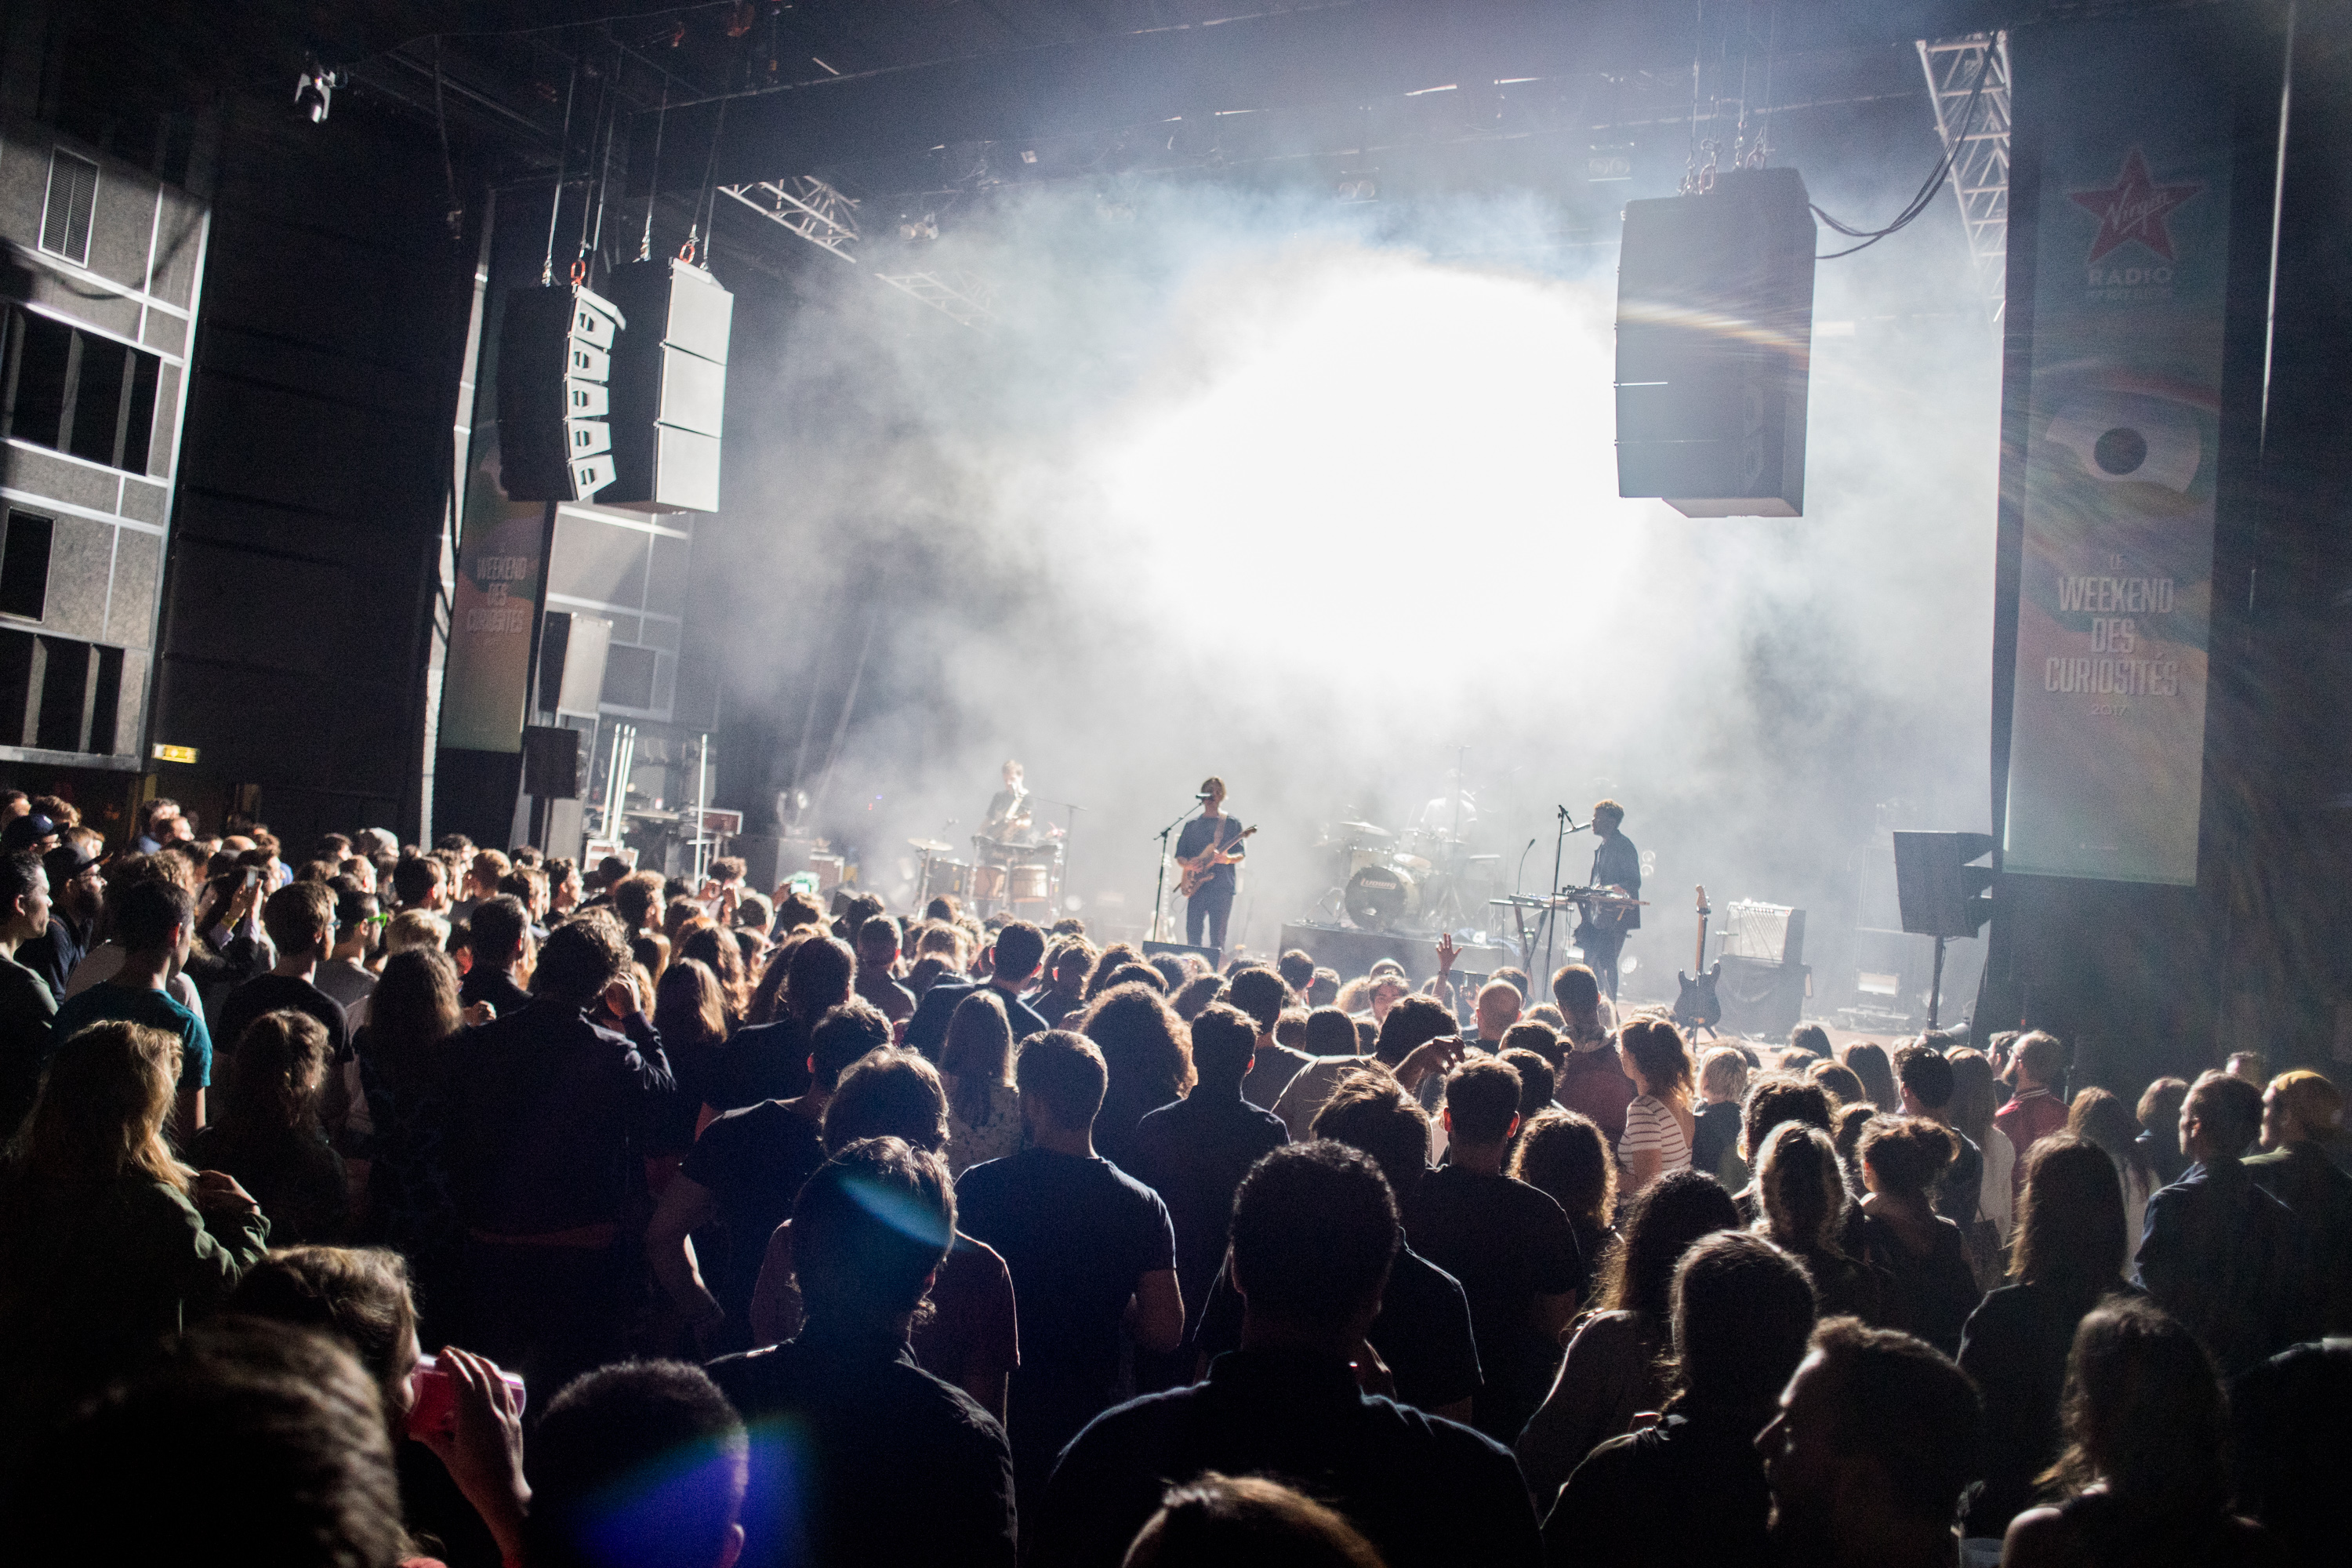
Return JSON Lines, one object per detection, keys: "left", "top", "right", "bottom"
{"left": 1917, "top": 32, "right": 2012, "bottom": 323}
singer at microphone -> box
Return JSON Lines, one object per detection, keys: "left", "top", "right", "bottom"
{"left": 1173, "top": 775, "right": 1244, "bottom": 959}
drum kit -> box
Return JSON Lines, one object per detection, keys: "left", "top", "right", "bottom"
{"left": 909, "top": 831, "right": 1064, "bottom": 918}
{"left": 1319, "top": 818, "right": 1502, "bottom": 933}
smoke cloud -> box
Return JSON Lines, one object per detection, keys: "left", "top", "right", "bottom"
{"left": 698, "top": 169, "right": 1998, "bottom": 1007}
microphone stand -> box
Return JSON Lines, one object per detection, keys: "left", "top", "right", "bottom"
{"left": 1149, "top": 798, "right": 1205, "bottom": 943}
{"left": 1032, "top": 797, "right": 1085, "bottom": 918}
{"left": 1539, "top": 807, "right": 1594, "bottom": 985}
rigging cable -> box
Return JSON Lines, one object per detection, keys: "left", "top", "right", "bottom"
{"left": 1810, "top": 38, "right": 1994, "bottom": 260}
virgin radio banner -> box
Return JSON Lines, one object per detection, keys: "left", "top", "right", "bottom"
{"left": 2004, "top": 16, "right": 2236, "bottom": 886}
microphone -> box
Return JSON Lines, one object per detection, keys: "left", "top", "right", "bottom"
{"left": 1196, "top": 793, "right": 1214, "bottom": 801}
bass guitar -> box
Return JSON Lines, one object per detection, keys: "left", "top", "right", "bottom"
{"left": 1178, "top": 824, "right": 1257, "bottom": 897}
{"left": 1672, "top": 884, "right": 1722, "bottom": 1036}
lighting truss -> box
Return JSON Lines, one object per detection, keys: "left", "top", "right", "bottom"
{"left": 720, "top": 174, "right": 995, "bottom": 332}
{"left": 1917, "top": 31, "right": 2012, "bottom": 324}
{"left": 871, "top": 269, "right": 997, "bottom": 329}
{"left": 719, "top": 176, "right": 862, "bottom": 261}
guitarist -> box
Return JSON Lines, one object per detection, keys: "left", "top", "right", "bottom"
{"left": 1174, "top": 776, "right": 1246, "bottom": 960}
{"left": 1575, "top": 799, "right": 1641, "bottom": 1000}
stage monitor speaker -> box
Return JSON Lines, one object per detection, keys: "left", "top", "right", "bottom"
{"left": 1716, "top": 954, "right": 1810, "bottom": 1037}
{"left": 1616, "top": 165, "right": 1816, "bottom": 517}
{"left": 601, "top": 259, "right": 731, "bottom": 514}
{"left": 535, "top": 611, "right": 612, "bottom": 719}
{"left": 1893, "top": 830, "right": 1996, "bottom": 938}
{"left": 521, "top": 724, "right": 581, "bottom": 800}
{"left": 497, "top": 284, "right": 625, "bottom": 502}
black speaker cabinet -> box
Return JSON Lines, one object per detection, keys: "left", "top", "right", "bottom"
{"left": 1616, "top": 166, "right": 1817, "bottom": 517}
{"left": 497, "top": 284, "right": 625, "bottom": 502}
{"left": 1716, "top": 954, "right": 1810, "bottom": 1038}
{"left": 601, "top": 259, "right": 731, "bottom": 514}
{"left": 521, "top": 724, "right": 582, "bottom": 800}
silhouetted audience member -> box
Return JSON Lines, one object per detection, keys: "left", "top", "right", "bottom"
{"left": 1033, "top": 1141, "right": 1542, "bottom": 1568}
{"left": 1124, "top": 1472, "right": 1384, "bottom": 1568}
{"left": 2067, "top": 1087, "right": 2161, "bottom": 1254}
{"left": 2245, "top": 1068, "right": 2352, "bottom": 1332}
{"left": 1752, "top": 1120, "right": 1884, "bottom": 1322}
{"left": 0, "top": 1019, "right": 269, "bottom": 1432}
{"left": 2136, "top": 1069, "right": 2307, "bottom": 1374}
{"left": 459, "top": 894, "right": 534, "bottom": 1018}
{"left": 2229, "top": 1336, "right": 2352, "bottom": 1568}
{"left": 447, "top": 910, "right": 674, "bottom": 1395}
{"left": 713, "top": 935, "right": 856, "bottom": 1109}
{"left": 1758, "top": 1317, "right": 1980, "bottom": 1568}
{"left": 13, "top": 1316, "right": 407, "bottom": 1566}
{"left": 2002, "top": 1298, "right": 2281, "bottom": 1568}
{"left": 1690, "top": 1046, "right": 1750, "bottom": 1188}
{"left": 1895, "top": 1041, "right": 1984, "bottom": 1229}
{"left": 2136, "top": 1076, "right": 2193, "bottom": 1186}
{"left": 1229, "top": 965, "right": 1312, "bottom": 1110}
{"left": 1192, "top": 1069, "right": 1483, "bottom": 1423}
{"left": 1518, "top": 1168, "right": 1739, "bottom": 1505}
{"left": 1856, "top": 1116, "right": 1981, "bottom": 1356}
{"left": 1543, "top": 1230, "right": 1819, "bottom": 1567}
{"left": 648, "top": 1000, "right": 890, "bottom": 1350}
{"left": 1407, "top": 1056, "right": 1581, "bottom": 1440}
{"left": 710, "top": 1139, "right": 1014, "bottom": 1568}
{"left": 904, "top": 920, "right": 1050, "bottom": 1060}
{"left": 1959, "top": 1135, "right": 2135, "bottom": 1540}
{"left": 1510, "top": 1107, "right": 1620, "bottom": 1302}
{"left": 941, "top": 987, "right": 1022, "bottom": 1174}
{"left": 190, "top": 1010, "right": 348, "bottom": 1244}
{"left": 1079, "top": 981, "right": 1196, "bottom": 1173}
{"left": 1731, "top": 1073, "right": 1835, "bottom": 1221}
{"left": 1130, "top": 1004, "right": 1287, "bottom": 1343}
{"left": 213, "top": 880, "right": 353, "bottom": 1069}
{"left": 1994, "top": 1032, "right": 2071, "bottom": 1188}
{"left": 746, "top": 1047, "right": 1019, "bottom": 1421}
{"left": 1272, "top": 993, "right": 1455, "bottom": 1138}
{"left": 1551, "top": 965, "right": 1634, "bottom": 1140}
{"left": 956, "top": 1029, "right": 1181, "bottom": 1508}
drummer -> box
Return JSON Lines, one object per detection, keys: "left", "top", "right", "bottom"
{"left": 982, "top": 758, "right": 1035, "bottom": 845}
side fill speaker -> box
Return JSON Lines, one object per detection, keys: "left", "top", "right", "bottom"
{"left": 498, "top": 285, "right": 626, "bottom": 502}
{"left": 1616, "top": 166, "right": 1816, "bottom": 517}
{"left": 601, "top": 259, "right": 732, "bottom": 514}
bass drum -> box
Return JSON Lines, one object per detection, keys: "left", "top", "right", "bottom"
{"left": 1344, "top": 862, "right": 1420, "bottom": 929}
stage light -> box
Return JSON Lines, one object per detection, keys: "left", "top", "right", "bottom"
{"left": 294, "top": 60, "right": 342, "bottom": 124}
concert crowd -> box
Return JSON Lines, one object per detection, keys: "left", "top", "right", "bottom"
{"left": 0, "top": 792, "right": 2346, "bottom": 1568}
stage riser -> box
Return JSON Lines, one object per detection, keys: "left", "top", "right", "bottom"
{"left": 1277, "top": 923, "right": 1517, "bottom": 985}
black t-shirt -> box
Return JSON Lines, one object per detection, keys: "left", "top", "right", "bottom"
{"left": 1542, "top": 1407, "right": 1776, "bottom": 1568}
{"left": 1032, "top": 1348, "right": 1540, "bottom": 1568}
{"left": 681, "top": 1099, "right": 830, "bottom": 1325}
{"left": 459, "top": 966, "right": 532, "bottom": 1018}
{"left": 955, "top": 1148, "right": 1176, "bottom": 1475}
{"left": 1690, "top": 1100, "right": 1742, "bottom": 1181}
{"left": 1404, "top": 1164, "right": 1581, "bottom": 1439}
{"left": 1192, "top": 1242, "right": 1484, "bottom": 1416}
{"left": 707, "top": 1016, "right": 813, "bottom": 1112}
{"left": 214, "top": 973, "right": 350, "bottom": 1062}
{"left": 1174, "top": 815, "right": 1243, "bottom": 895}
{"left": 709, "top": 1327, "right": 1016, "bottom": 1568}
{"left": 1127, "top": 1091, "right": 1289, "bottom": 1315}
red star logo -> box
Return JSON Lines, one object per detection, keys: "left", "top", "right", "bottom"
{"left": 2068, "top": 147, "right": 2202, "bottom": 264}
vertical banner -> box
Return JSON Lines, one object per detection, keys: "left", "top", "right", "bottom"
{"left": 438, "top": 431, "right": 550, "bottom": 753}
{"left": 2004, "top": 16, "right": 2234, "bottom": 885}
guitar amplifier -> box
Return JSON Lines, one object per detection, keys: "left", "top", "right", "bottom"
{"left": 1720, "top": 902, "right": 1806, "bottom": 967}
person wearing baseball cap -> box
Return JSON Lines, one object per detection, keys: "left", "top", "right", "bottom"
{"left": 22, "top": 837, "right": 105, "bottom": 1003}
{"left": 0, "top": 811, "right": 59, "bottom": 858}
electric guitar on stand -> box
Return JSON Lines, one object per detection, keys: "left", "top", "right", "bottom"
{"left": 1178, "top": 825, "right": 1257, "bottom": 897}
{"left": 1672, "top": 884, "right": 1722, "bottom": 1036}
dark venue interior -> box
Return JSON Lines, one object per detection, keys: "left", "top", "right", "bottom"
{"left": 0, "top": 2, "right": 2347, "bottom": 1566}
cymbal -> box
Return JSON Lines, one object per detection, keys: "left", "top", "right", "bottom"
{"left": 907, "top": 838, "right": 953, "bottom": 854}
{"left": 1337, "top": 820, "right": 1392, "bottom": 839}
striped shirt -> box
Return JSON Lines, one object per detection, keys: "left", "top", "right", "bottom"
{"left": 1617, "top": 1094, "right": 1693, "bottom": 1174}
